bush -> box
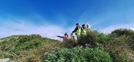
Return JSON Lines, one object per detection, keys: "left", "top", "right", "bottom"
{"left": 78, "top": 31, "right": 97, "bottom": 47}
{"left": 109, "top": 51, "right": 129, "bottom": 62}
{"left": 42, "top": 46, "right": 112, "bottom": 62}
{"left": 110, "top": 28, "right": 134, "bottom": 49}
{"left": 111, "top": 29, "right": 134, "bottom": 37}
{"left": 65, "top": 41, "right": 77, "bottom": 48}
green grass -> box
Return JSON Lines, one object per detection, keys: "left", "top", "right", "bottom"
{"left": 0, "top": 34, "right": 62, "bottom": 62}
{"left": 0, "top": 29, "right": 134, "bottom": 62}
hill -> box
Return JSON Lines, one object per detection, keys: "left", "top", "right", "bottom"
{"left": 0, "top": 29, "right": 134, "bottom": 62}
{"left": 0, "top": 34, "right": 63, "bottom": 62}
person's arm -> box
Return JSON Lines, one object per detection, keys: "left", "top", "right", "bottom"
{"left": 57, "top": 36, "right": 64, "bottom": 38}
{"left": 72, "top": 27, "right": 78, "bottom": 33}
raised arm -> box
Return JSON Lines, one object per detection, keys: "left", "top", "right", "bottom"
{"left": 57, "top": 35, "right": 64, "bottom": 38}
{"left": 72, "top": 27, "right": 78, "bottom": 33}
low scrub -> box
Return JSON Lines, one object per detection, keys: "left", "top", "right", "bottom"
{"left": 42, "top": 46, "right": 112, "bottom": 62}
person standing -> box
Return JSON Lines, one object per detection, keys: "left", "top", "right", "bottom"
{"left": 71, "top": 23, "right": 81, "bottom": 40}
{"left": 57, "top": 33, "right": 68, "bottom": 42}
{"left": 69, "top": 33, "right": 75, "bottom": 42}
{"left": 81, "top": 24, "right": 87, "bottom": 36}
{"left": 86, "top": 24, "right": 91, "bottom": 33}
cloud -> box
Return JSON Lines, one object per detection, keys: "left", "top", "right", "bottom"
{"left": 78, "top": 8, "right": 134, "bottom": 35}
{"left": 1, "top": 16, "right": 134, "bottom": 41}
{"left": 99, "top": 23, "right": 134, "bottom": 34}
{"left": 0, "top": 13, "right": 76, "bottom": 40}
{"left": 0, "top": 22, "right": 68, "bottom": 40}
{"left": 0, "top": 16, "right": 74, "bottom": 40}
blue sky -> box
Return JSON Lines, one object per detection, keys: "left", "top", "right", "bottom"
{"left": 0, "top": 0, "right": 134, "bottom": 39}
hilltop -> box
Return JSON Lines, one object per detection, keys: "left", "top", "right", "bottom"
{"left": 0, "top": 29, "right": 134, "bottom": 62}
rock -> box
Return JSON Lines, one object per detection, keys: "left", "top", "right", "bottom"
{"left": 0, "top": 58, "right": 10, "bottom": 62}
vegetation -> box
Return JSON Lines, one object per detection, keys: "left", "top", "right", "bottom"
{"left": 0, "top": 28, "right": 134, "bottom": 62}
{"left": 42, "top": 46, "right": 112, "bottom": 62}
{"left": 0, "top": 34, "right": 63, "bottom": 62}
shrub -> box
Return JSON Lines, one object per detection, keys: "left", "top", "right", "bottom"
{"left": 64, "top": 41, "right": 77, "bottom": 48}
{"left": 78, "top": 31, "right": 97, "bottom": 47}
{"left": 111, "top": 29, "right": 134, "bottom": 37}
{"left": 110, "top": 28, "right": 134, "bottom": 49}
{"left": 109, "top": 51, "right": 129, "bottom": 62}
{"left": 42, "top": 46, "right": 112, "bottom": 62}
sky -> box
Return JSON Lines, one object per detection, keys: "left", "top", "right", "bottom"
{"left": 0, "top": 0, "right": 134, "bottom": 39}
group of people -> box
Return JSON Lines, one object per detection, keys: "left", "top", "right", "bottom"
{"left": 57, "top": 23, "right": 91, "bottom": 42}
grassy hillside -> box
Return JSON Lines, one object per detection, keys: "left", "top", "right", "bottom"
{"left": 0, "top": 34, "right": 63, "bottom": 62}
{"left": 0, "top": 29, "right": 134, "bottom": 62}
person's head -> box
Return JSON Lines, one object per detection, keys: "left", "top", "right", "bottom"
{"left": 82, "top": 24, "right": 85, "bottom": 27}
{"left": 76, "top": 23, "right": 81, "bottom": 28}
{"left": 64, "top": 33, "right": 67, "bottom": 35}
{"left": 87, "top": 24, "right": 90, "bottom": 28}
{"left": 76, "top": 23, "right": 79, "bottom": 26}
{"left": 82, "top": 24, "right": 86, "bottom": 29}
{"left": 64, "top": 33, "right": 68, "bottom": 37}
